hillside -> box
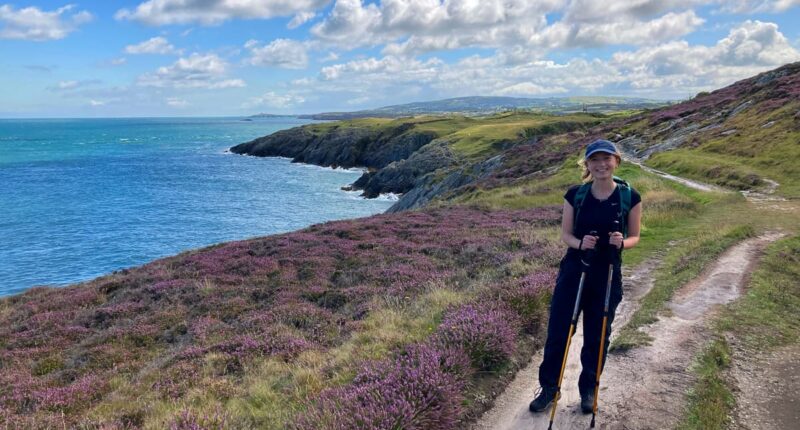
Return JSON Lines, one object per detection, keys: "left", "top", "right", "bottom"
{"left": 618, "top": 61, "right": 800, "bottom": 196}
{"left": 292, "top": 96, "right": 668, "bottom": 120}
{"left": 2, "top": 63, "right": 799, "bottom": 429}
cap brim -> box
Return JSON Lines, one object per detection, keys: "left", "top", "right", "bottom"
{"left": 584, "top": 148, "right": 616, "bottom": 159}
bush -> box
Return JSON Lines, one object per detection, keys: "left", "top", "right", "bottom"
{"left": 498, "top": 270, "right": 556, "bottom": 334}
{"left": 296, "top": 342, "right": 469, "bottom": 430}
{"left": 435, "top": 302, "right": 520, "bottom": 371}
{"left": 168, "top": 407, "right": 231, "bottom": 430}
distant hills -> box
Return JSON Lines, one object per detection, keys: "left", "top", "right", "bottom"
{"left": 249, "top": 96, "right": 671, "bottom": 120}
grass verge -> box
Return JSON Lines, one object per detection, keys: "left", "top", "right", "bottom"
{"left": 677, "top": 235, "right": 800, "bottom": 429}
{"left": 677, "top": 338, "right": 733, "bottom": 430}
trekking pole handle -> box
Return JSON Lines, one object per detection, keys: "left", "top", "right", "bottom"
{"left": 581, "top": 230, "right": 598, "bottom": 267}
{"left": 611, "top": 221, "right": 622, "bottom": 265}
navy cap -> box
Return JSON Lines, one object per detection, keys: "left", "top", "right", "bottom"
{"left": 584, "top": 139, "right": 618, "bottom": 160}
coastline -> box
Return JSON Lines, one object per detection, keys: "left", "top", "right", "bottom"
{"left": 0, "top": 118, "right": 393, "bottom": 297}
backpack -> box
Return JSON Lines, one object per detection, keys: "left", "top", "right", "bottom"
{"left": 573, "top": 176, "right": 632, "bottom": 237}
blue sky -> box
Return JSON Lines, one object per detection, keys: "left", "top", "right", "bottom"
{"left": 1, "top": 0, "right": 799, "bottom": 117}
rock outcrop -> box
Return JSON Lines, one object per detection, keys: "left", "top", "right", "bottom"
{"left": 230, "top": 121, "right": 500, "bottom": 212}
{"left": 230, "top": 123, "right": 436, "bottom": 170}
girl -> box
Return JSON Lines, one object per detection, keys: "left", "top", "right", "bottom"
{"left": 529, "top": 139, "right": 642, "bottom": 414}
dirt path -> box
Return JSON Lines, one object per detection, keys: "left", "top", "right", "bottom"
{"left": 622, "top": 157, "right": 724, "bottom": 193}
{"left": 729, "top": 343, "right": 800, "bottom": 430}
{"left": 472, "top": 233, "right": 782, "bottom": 430}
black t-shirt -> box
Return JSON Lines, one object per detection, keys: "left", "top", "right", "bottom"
{"left": 565, "top": 184, "right": 641, "bottom": 263}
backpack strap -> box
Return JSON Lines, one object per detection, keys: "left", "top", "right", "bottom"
{"left": 573, "top": 177, "right": 632, "bottom": 237}
{"left": 614, "top": 176, "right": 631, "bottom": 237}
{"left": 572, "top": 182, "right": 593, "bottom": 235}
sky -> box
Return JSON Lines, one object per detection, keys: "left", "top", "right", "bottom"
{"left": 1, "top": 0, "right": 799, "bottom": 118}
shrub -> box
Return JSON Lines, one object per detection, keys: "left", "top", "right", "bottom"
{"left": 296, "top": 342, "right": 468, "bottom": 430}
{"left": 168, "top": 407, "right": 231, "bottom": 430}
{"left": 498, "top": 270, "right": 557, "bottom": 334}
{"left": 435, "top": 302, "right": 520, "bottom": 371}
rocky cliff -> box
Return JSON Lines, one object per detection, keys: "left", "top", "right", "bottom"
{"left": 230, "top": 114, "right": 607, "bottom": 212}
{"left": 230, "top": 122, "right": 436, "bottom": 170}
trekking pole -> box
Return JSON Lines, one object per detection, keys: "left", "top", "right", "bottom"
{"left": 590, "top": 221, "right": 621, "bottom": 428}
{"left": 548, "top": 230, "right": 597, "bottom": 430}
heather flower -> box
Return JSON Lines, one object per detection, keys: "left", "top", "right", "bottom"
{"left": 168, "top": 407, "right": 230, "bottom": 430}
{"left": 435, "top": 302, "right": 520, "bottom": 371}
{"left": 296, "top": 343, "right": 468, "bottom": 430}
{"left": 0, "top": 204, "right": 564, "bottom": 425}
{"left": 497, "top": 269, "right": 557, "bottom": 334}
{"left": 33, "top": 374, "right": 107, "bottom": 413}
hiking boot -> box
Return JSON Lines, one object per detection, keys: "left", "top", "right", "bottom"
{"left": 580, "top": 391, "right": 595, "bottom": 414}
{"left": 529, "top": 386, "right": 559, "bottom": 413}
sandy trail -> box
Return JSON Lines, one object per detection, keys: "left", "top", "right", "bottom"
{"left": 472, "top": 233, "right": 782, "bottom": 430}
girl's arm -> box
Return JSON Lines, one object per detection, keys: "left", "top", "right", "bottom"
{"left": 561, "top": 199, "right": 597, "bottom": 250}
{"left": 622, "top": 202, "right": 642, "bottom": 249}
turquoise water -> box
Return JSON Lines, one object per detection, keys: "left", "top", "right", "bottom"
{"left": 0, "top": 117, "right": 394, "bottom": 296}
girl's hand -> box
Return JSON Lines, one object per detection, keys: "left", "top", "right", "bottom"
{"left": 580, "top": 234, "right": 598, "bottom": 250}
{"left": 609, "top": 231, "right": 624, "bottom": 249}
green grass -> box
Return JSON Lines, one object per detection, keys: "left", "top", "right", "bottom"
{"left": 717, "top": 235, "right": 800, "bottom": 347}
{"left": 677, "top": 337, "right": 734, "bottom": 430}
{"left": 644, "top": 101, "right": 800, "bottom": 198}
{"left": 302, "top": 112, "right": 613, "bottom": 164}
{"left": 448, "top": 155, "right": 581, "bottom": 209}
{"left": 447, "top": 113, "right": 605, "bottom": 159}
{"left": 678, "top": 235, "right": 800, "bottom": 430}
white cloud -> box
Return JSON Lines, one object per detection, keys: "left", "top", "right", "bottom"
{"left": 320, "top": 55, "right": 442, "bottom": 81}
{"left": 244, "top": 39, "right": 309, "bottom": 69}
{"left": 311, "top": 0, "right": 382, "bottom": 45}
{"left": 563, "top": 0, "right": 707, "bottom": 23}
{"left": 315, "top": 53, "right": 623, "bottom": 97}
{"left": 530, "top": 10, "right": 705, "bottom": 49}
{"left": 0, "top": 4, "right": 93, "bottom": 41}
{"left": 288, "top": 11, "right": 316, "bottom": 29}
{"left": 89, "top": 99, "right": 106, "bottom": 106}
{"left": 137, "top": 53, "right": 246, "bottom": 89}
{"left": 115, "top": 0, "right": 330, "bottom": 25}
{"left": 611, "top": 20, "right": 800, "bottom": 90}
{"left": 495, "top": 82, "right": 568, "bottom": 96}
{"left": 48, "top": 79, "right": 102, "bottom": 92}
{"left": 346, "top": 95, "right": 371, "bottom": 105}
{"left": 432, "top": 57, "right": 624, "bottom": 95}
{"left": 312, "top": 0, "right": 560, "bottom": 50}
{"left": 166, "top": 97, "right": 189, "bottom": 107}
{"left": 242, "top": 91, "right": 306, "bottom": 109}
{"left": 292, "top": 77, "right": 315, "bottom": 86}
{"left": 125, "top": 36, "right": 181, "bottom": 55}
{"left": 57, "top": 80, "right": 79, "bottom": 90}
{"left": 772, "top": 0, "right": 800, "bottom": 10}
{"left": 111, "top": 57, "right": 128, "bottom": 66}
{"left": 312, "top": 0, "right": 708, "bottom": 55}
{"left": 321, "top": 52, "right": 340, "bottom": 62}
{"left": 719, "top": 0, "right": 800, "bottom": 12}
{"left": 289, "top": 18, "right": 800, "bottom": 106}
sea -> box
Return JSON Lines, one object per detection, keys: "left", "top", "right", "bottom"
{"left": 0, "top": 117, "right": 395, "bottom": 297}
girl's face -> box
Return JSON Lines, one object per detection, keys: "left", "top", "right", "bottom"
{"left": 586, "top": 152, "right": 618, "bottom": 179}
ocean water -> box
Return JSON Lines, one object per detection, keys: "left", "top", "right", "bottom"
{"left": 0, "top": 117, "right": 395, "bottom": 296}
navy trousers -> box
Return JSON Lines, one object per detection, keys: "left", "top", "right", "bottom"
{"left": 538, "top": 251, "right": 623, "bottom": 395}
